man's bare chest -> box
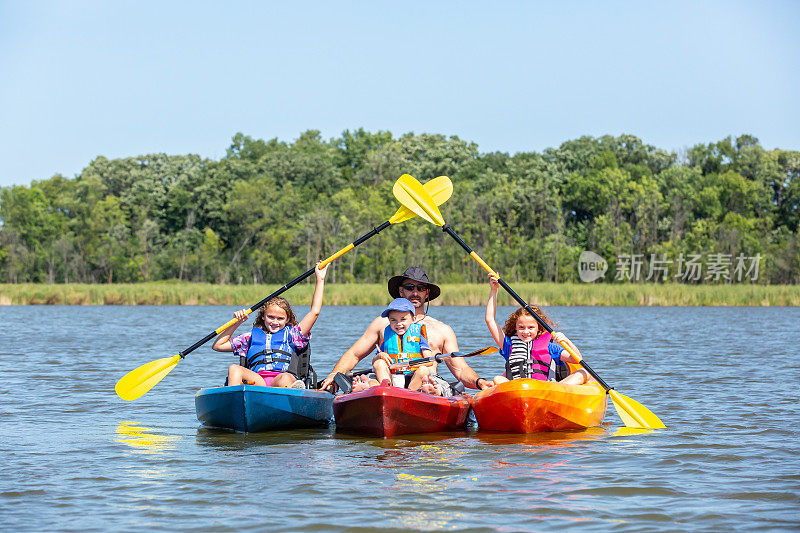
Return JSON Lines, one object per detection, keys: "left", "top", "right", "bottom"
{"left": 419, "top": 322, "right": 446, "bottom": 351}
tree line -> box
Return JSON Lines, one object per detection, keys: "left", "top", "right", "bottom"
{"left": 1, "top": 131, "right": 798, "bottom": 285}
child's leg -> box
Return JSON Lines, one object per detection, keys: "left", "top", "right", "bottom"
{"left": 559, "top": 369, "right": 589, "bottom": 385}
{"left": 228, "top": 364, "right": 267, "bottom": 386}
{"left": 407, "top": 365, "right": 431, "bottom": 391}
{"left": 270, "top": 372, "right": 300, "bottom": 388}
{"left": 373, "top": 359, "right": 391, "bottom": 383}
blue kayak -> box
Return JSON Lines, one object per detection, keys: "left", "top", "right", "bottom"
{"left": 195, "top": 385, "right": 334, "bottom": 432}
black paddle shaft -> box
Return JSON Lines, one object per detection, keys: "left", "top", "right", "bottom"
{"left": 178, "top": 221, "right": 392, "bottom": 358}
{"left": 441, "top": 224, "right": 613, "bottom": 391}
{"left": 442, "top": 225, "right": 553, "bottom": 330}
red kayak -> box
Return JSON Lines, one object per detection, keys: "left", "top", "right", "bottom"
{"left": 333, "top": 382, "right": 472, "bottom": 437}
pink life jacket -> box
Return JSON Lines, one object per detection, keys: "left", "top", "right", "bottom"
{"left": 505, "top": 331, "right": 556, "bottom": 381}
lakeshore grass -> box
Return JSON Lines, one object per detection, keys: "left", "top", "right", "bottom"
{"left": 1, "top": 282, "right": 798, "bottom": 306}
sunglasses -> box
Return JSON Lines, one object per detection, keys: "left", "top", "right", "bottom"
{"left": 401, "top": 283, "right": 429, "bottom": 292}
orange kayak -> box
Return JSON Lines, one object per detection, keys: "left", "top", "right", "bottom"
{"left": 472, "top": 372, "right": 607, "bottom": 432}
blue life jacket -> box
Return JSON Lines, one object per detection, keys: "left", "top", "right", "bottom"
{"left": 245, "top": 326, "right": 296, "bottom": 373}
{"left": 380, "top": 323, "right": 428, "bottom": 375}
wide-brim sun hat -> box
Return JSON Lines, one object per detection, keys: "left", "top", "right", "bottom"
{"left": 387, "top": 266, "right": 441, "bottom": 302}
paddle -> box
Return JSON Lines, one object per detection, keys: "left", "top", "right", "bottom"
{"left": 403, "top": 346, "right": 499, "bottom": 368}
{"left": 114, "top": 175, "right": 453, "bottom": 401}
{"left": 352, "top": 346, "right": 498, "bottom": 374}
{"left": 392, "top": 175, "right": 666, "bottom": 429}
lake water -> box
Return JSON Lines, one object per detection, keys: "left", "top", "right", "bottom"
{"left": 1, "top": 304, "right": 799, "bottom": 531}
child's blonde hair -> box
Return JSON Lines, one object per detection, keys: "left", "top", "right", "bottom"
{"left": 254, "top": 297, "right": 297, "bottom": 330}
{"left": 503, "top": 305, "right": 557, "bottom": 338}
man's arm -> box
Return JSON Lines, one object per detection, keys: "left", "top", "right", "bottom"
{"left": 320, "top": 316, "right": 384, "bottom": 389}
{"left": 445, "top": 357, "right": 490, "bottom": 390}
{"left": 437, "top": 322, "right": 491, "bottom": 390}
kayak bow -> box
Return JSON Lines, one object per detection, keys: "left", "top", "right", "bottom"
{"left": 472, "top": 371, "right": 607, "bottom": 433}
{"left": 195, "top": 385, "right": 334, "bottom": 432}
{"left": 333, "top": 382, "right": 471, "bottom": 437}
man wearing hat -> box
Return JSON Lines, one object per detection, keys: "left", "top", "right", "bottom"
{"left": 320, "top": 266, "right": 492, "bottom": 395}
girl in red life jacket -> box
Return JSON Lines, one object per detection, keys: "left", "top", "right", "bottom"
{"left": 211, "top": 262, "right": 328, "bottom": 388}
{"left": 484, "top": 275, "right": 589, "bottom": 386}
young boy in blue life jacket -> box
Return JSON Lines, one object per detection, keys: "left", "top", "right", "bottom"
{"left": 352, "top": 297, "right": 445, "bottom": 393}
{"left": 211, "top": 262, "right": 328, "bottom": 388}
{"left": 485, "top": 275, "right": 589, "bottom": 386}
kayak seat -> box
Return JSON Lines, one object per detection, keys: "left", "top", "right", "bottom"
{"left": 333, "top": 372, "right": 353, "bottom": 394}
{"left": 224, "top": 344, "right": 314, "bottom": 387}
{"left": 328, "top": 373, "right": 465, "bottom": 396}
{"left": 303, "top": 361, "right": 318, "bottom": 390}
{"left": 555, "top": 362, "right": 571, "bottom": 382}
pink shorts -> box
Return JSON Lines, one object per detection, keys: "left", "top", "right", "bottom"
{"left": 257, "top": 371, "right": 281, "bottom": 386}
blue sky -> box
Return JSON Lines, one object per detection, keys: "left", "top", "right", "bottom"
{"left": 0, "top": 0, "right": 798, "bottom": 187}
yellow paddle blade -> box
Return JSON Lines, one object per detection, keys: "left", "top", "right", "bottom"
{"left": 390, "top": 176, "right": 453, "bottom": 224}
{"left": 115, "top": 354, "right": 181, "bottom": 401}
{"left": 614, "top": 391, "right": 666, "bottom": 428}
{"left": 609, "top": 389, "right": 666, "bottom": 429}
{"left": 392, "top": 174, "right": 445, "bottom": 226}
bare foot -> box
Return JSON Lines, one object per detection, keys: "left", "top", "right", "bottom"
{"left": 419, "top": 375, "right": 442, "bottom": 396}
{"left": 352, "top": 375, "right": 371, "bottom": 392}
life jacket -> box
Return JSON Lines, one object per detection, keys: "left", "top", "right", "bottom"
{"left": 380, "top": 323, "right": 429, "bottom": 375}
{"left": 505, "top": 331, "right": 560, "bottom": 381}
{"left": 244, "top": 326, "right": 309, "bottom": 379}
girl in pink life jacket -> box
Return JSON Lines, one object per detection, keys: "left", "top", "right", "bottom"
{"left": 484, "top": 275, "right": 589, "bottom": 386}
{"left": 211, "top": 262, "right": 328, "bottom": 388}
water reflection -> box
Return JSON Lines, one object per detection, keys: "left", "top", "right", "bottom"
{"left": 469, "top": 427, "right": 609, "bottom": 504}
{"left": 115, "top": 420, "right": 179, "bottom": 454}
{"left": 332, "top": 430, "right": 468, "bottom": 448}
{"left": 386, "top": 508, "right": 467, "bottom": 530}
{"left": 472, "top": 426, "right": 607, "bottom": 449}
{"left": 372, "top": 439, "right": 470, "bottom": 530}
{"left": 194, "top": 425, "right": 335, "bottom": 451}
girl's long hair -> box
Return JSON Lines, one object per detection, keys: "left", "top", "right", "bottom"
{"left": 503, "top": 305, "right": 557, "bottom": 338}
{"left": 253, "top": 297, "right": 297, "bottom": 330}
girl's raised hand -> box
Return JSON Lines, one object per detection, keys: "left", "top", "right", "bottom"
{"left": 315, "top": 261, "right": 329, "bottom": 281}
{"left": 213, "top": 308, "right": 251, "bottom": 352}
{"left": 552, "top": 332, "right": 583, "bottom": 362}
{"left": 488, "top": 274, "right": 500, "bottom": 291}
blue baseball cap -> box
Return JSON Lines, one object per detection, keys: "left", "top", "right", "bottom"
{"left": 381, "top": 298, "right": 415, "bottom": 317}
